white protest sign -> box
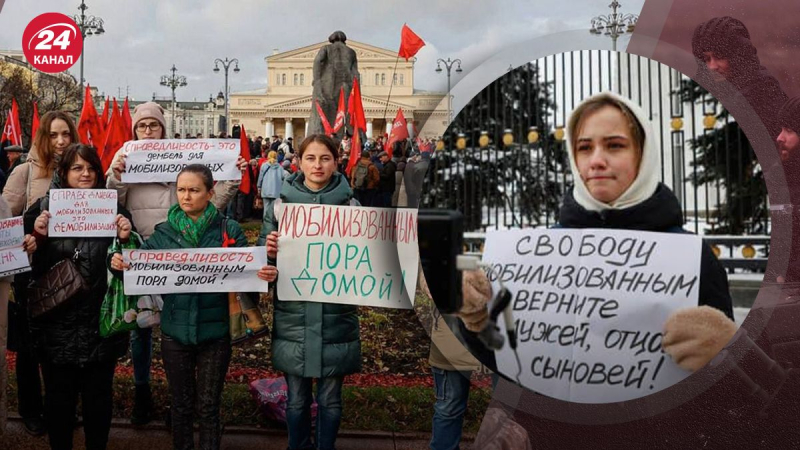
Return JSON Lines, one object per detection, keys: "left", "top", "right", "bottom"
{"left": 49, "top": 189, "right": 118, "bottom": 237}
{"left": 120, "top": 139, "right": 241, "bottom": 183}
{"left": 122, "top": 247, "right": 269, "bottom": 295}
{"left": 0, "top": 217, "right": 30, "bottom": 277}
{"left": 482, "top": 228, "right": 702, "bottom": 403}
{"left": 276, "top": 204, "right": 419, "bottom": 309}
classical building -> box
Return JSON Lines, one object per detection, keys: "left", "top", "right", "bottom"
{"left": 230, "top": 40, "right": 447, "bottom": 141}
{"left": 89, "top": 90, "right": 225, "bottom": 138}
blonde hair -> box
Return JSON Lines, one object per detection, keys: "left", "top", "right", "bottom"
{"left": 267, "top": 150, "right": 277, "bottom": 164}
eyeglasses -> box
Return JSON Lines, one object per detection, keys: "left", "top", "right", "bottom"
{"left": 136, "top": 122, "right": 162, "bottom": 132}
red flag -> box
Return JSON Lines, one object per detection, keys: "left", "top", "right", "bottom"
{"left": 398, "top": 24, "right": 425, "bottom": 61}
{"left": 345, "top": 77, "right": 366, "bottom": 176}
{"left": 346, "top": 128, "right": 361, "bottom": 177}
{"left": 332, "top": 86, "right": 346, "bottom": 133}
{"left": 122, "top": 97, "right": 132, "bottom": 138}
{"left": 238, "top": 124, "right": 251, "bottom": 194}
{"left": 384, "top": 108, "right": 408, "bottom": 158}
{"left": 31, "top": 102, "right": 40, "bottom": 141}
{"left": 100, "top": 98, "right": 127, "bottom": 172}
{"left": 101, "top": 97, "right": 110, "bottom": 128}
{"left": 2, "top": 100, "right": 23, "bottom": 146}
{"left": 315, "top": 99, "right": 333, "bottom": 135}
{"left": 78, "top": 85, "right": 106, "bottom": 147}
{"left": 347, "top": 77, "right": 366, "bottom": 130}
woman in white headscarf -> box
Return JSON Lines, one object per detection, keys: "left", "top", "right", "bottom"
{"left": 458, "top": 92, "right": 736, "bottom": 373}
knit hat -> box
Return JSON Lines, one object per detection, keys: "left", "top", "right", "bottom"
{"left": 778, "top": 97, "right": 800, "bottom": 134}
{"left": 691, "top": 16, "right": 759, "bottom": 81}
{"left": 131, "top": 102, "right": 167, "bottom": 139}
{"left": 565, "top": 91, "right": 660, "bottom": 212}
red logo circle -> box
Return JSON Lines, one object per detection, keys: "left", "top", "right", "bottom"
{"left": 22, "top": 13, "right": 83, "bottom": 74}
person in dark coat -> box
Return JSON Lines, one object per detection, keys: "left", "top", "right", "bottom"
{"left": 376, "top": 151, "right": 396, "bottom": 207}
{"left": 691, "top": 16, "right": 788, "bottom": 141}
{"left": 110, "top": 164, "right": 276, "bottom": 450}
{"left": 262, "top": 134, "right": 361, "bottom": 450}
{"left": 25, "top": 144, "right": 133, "bottom": 450}
{"left": 458, "top": 92, "right": 736, "bottom": 375}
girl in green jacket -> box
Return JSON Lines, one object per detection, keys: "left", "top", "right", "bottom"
{"left": 112, "top": 164, "right": 276, "bottom": 450}
{"left": 263, "top": 134, "right": 361, "bottom": 450}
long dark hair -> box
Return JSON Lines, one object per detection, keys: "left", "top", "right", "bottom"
{"left": 57, "top": 144, "right": 105, "bottom": 188}
{"left": 34, "top": 111, "right": 79, "bottom": 178}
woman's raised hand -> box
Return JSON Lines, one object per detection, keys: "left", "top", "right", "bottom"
{"left": 662, "top": 305, "right": 737, "bottom": 372}
{"left": 258, "top": 265, "right": 278, "bottom": 282}
{"left": 111, "top": 153, "right": 127, "bottom": 178}
{"left": 22, "top": 235, "right": 36, "bottom": 254}
{"left": 110, "top": 252, "right": 130, "bottom": 271}
{"left": 266, "top": 231, "right": 280, "bottom": 260}
{"left": 237, "top": 156, "right": 248, "bottom": 172}
{"left": 457, "top": 269, "right": 493, "bottom": 332}
{"left": 34, "top": 210, "right": 51, "bottom": 236}
{"left": 116, "top": 214, "right": 132, "bottom": 240}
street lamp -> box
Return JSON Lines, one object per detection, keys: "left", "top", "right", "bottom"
{"left": 160, "top": 64, "right": 187, "bottom": 137}
{"left": 589, "top": 0, "right": 638, "bottom": 51}
{"left": 213, "top": 57, "right": 240, "bottom": 135}
{"left": 72, "top": 0, "right": 104, "bottom": 93}
{"left": 435, "top": 57, "right": 463, "bottom": 125}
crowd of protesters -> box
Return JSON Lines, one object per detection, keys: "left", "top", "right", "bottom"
{"left": 0, "top": 101, "right": 440, "bottom": 450}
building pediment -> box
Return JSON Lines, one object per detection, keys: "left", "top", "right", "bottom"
{"left": 265, "top": 95, "right": 415, "bottom": 114}
{"left": 267, "top": 40, "right": 400, "bottom": 62}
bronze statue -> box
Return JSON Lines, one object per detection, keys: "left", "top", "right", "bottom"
{"left": 308, "top": 31, "right": 360, "bottom": 137}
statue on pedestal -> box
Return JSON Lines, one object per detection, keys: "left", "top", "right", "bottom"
{"left": 308, "top": 31, "right": 360, "bottom": 137}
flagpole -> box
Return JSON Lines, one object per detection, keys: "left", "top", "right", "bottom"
{"left": 382, "top": 55, "right": 401, "bottom": 125}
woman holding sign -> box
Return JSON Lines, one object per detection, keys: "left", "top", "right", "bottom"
{"left": 2, "top": 111, "right": 79, "bottom": 436}
{"left": 24, "top": 144, "right": 133, "bottom": 450}
{"left": 105, "top": 102, "right": 248, "bottom": 426}
{"left": 459, "top": 92, "right": 736, "bottom": 375}
{"left": 110, "top": 164, "right": 276, "bottom": 450}
{"left": 262, "top": 134, "right": 360, "bottom": 450}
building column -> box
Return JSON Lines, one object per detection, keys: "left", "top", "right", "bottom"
{"left": 366, "top": 120, "right": 374, "bottom": 139}
{"left": 385, "top": 121, "right": 391, "bottom": 135}
{"left": 304, "top": 119, "right": 309, "bottom": 137}
{"left": 284, "top": 118, "right": 293, "bottom": 140}
{"left": 407, "top": 121, "right": 415, "bottom": 138}
{"left": 265, "top": 118, "right": 274, "bottom": 137}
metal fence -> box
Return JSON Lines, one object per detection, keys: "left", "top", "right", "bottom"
{"left": 419, "top": 51, "right": 769, "bottom": 240}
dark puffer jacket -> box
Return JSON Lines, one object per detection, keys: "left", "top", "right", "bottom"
{"left": 24, "top": 192, "right": 132, "bottom": 366}
{"left": 461, "top": 184, "right": 734, "bottom": 372}
{"left": 262, "top": 171, "right": 361, "bottom": 378}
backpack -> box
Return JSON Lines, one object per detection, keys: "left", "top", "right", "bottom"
{"left": 354, "top": 163, "right": 369, "bottom": 189}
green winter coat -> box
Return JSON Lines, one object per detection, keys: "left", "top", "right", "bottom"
{"left": 141, "top": 211, "right": 248, "bottom": 346}
{"left": 263, "top": 171, "right": 362, "bottom": 378}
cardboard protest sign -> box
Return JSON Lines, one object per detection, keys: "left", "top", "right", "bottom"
{"left": 122, "top": 247, "right": 269, "bottom": 295}
{"left": 49, "top": 189, "right": 118, "bottom": 237}
{"left": 482, "top": 228, "right": 702, "bottom": 403}
{"left": 121, "top": 139, "right": 242, "bottom": 183}
{"left": 276, "top": 204, "right": 419, "bottom": 309}
{"left": 0, "top": 217, "right": 31, "bottom": 277}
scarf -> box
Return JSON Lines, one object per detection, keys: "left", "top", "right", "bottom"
{"left": 565, "top": 91, "right": 660, "bottom": 212}
{"left": 167, "top": 203, "right": 217, "bottom": 247}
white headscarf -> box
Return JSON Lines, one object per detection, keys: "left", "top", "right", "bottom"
{"left": 565, "top": 91, "right": 661, "bottom": 212}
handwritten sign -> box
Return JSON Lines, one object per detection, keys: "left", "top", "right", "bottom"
{"left": 276, "top": 204, "right": 419, "bottom": 309}
{"left": 122, "top": 247, "right": 269, "bottom": 295}
{"left": 49, "top": 189, "right": 118, "bottom": 237}
{"left": 120, "top": 139, "right": 241, "bottom": 183}
{"left": 482, "top": 228, "right": 702, "bottom": 403}
{"left": 0, "top": 217, "right": 30, "bottom": 277}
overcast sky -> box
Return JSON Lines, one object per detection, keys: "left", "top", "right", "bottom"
{"left": 0, "top": 0, "right": 644, "bottom": 103}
